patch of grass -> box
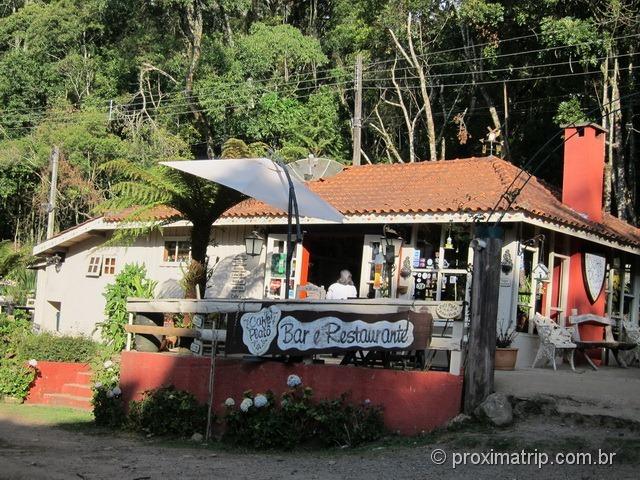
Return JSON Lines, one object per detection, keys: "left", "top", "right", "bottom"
{"left": 0, "top": 403, "right": 94, "bottom": 431}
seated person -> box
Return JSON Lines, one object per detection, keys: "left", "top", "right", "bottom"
{"left": 326, "top": 270, "right": 358, "bottom": 299}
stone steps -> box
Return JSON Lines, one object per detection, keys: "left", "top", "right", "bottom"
{"left": 61, "top": 383, "right": 93, "bottom": 399}
{"left": 42, "top": 393, "right": 92, "bottom": 410}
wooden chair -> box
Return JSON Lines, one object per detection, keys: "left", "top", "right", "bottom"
{"left": 621, "top": 320, "right": 640, "bottom": 366}
{"left": 531, "top": 314, "right": 576, "bottom": 371}
{"left": 423, "top": 302, "right": 464, "bottom": 371}
{"left": 569, "top": 314, "right": 636, "bottom": 370}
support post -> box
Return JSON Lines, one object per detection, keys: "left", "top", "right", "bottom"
{"left": 46, "top": 146, "right": 60, "bottom": 239}
{"left": 273, "top": 158, "right": 301, "bottom": 299}
{"left": 464, "top": 226, "right": 503, "bottom": 414}
{"left": 352, "top": 53, "right": 363, "bottom": 166}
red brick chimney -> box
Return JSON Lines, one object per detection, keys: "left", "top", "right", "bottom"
{"left": 562, "top": 123, "right": 607, "bottom": 223}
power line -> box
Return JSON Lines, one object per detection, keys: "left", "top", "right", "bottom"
{"left": 485, "top": 91, "right": 640, "bottom": 225}
{"left": 363, "top": 50, "right": 638, "bottom": 83}
{"left": 364, "top": 17, "right": 624, "bottom": 70}
{"left": 362, "top": 64, "right": 640, "bottom": 90}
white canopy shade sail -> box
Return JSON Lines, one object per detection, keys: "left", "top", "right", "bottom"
{"left": 161, "top": 158, "right": 344, "bottom": 223}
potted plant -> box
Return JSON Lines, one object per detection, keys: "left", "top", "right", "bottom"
{"left": 495, "top": 323, "right": 519, "bottom": 370}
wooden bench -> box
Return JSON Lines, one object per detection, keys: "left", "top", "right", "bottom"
{"left": 569, "top": 314, "right": 636, "bottom": 370}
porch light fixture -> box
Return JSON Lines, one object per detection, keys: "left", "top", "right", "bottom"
{"left": 244, "top": 231, "right": 264, "bottom": 257}
{"left": 444, "top": 221, "right": 454, "bottom": 250}
{"left": 382, "top": 225, "right": 402, "bottom": 265}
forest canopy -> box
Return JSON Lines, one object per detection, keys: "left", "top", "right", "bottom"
{"left": 0, "top": 0, "right": 638, "bottom": 244}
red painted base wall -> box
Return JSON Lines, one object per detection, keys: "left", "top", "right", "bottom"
{"left": 120, "top": 351, "right": 463, "bottom": 436}
{"left": 26, "top": 361, "right": 91, "bottom": 404}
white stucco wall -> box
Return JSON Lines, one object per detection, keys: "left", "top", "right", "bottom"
{"left": 33, "top": 224, "right": 266, "bottom": 338}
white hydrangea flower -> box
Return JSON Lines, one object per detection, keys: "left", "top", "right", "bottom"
{"left": 254, "top": 394, "right": 268, "bottom": 408}
{"left": 27, "top": 359, "right": 38, "bottom": 368}
{"left": 103, "top": 360, "right": 113, "bottom": 369}
{"left": 224, "top": 397, "right": 235, "bottom": 407}
{"left": 112, "top": 386, "right": 121, "bottom": 396}
{"left": 363, "top": 398, "right": 371, "bottom": 405}
{"left": 286, "top": 374, "right": 302, "bottom": 388}
{"left": 94, "top": 382, "right": 103, "bottom": 389}
{"left": 281, "top": 399, "right": 289, "bottom": 407}
{"left": 106, "top": 390, "right": 114, "bottom": 399}
{"left": 239, "top": 398, "right": 253, "bottom": 412}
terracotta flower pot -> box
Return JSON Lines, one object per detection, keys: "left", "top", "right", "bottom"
{"left": 495, "top": 348, "right": 518, "bottom": 370}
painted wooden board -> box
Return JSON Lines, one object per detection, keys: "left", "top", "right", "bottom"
{"left": 583, "top": 253, "right": 606, "bottom": 303}
{"left": 225, "top": 305, "right": 433, "bottom": 356}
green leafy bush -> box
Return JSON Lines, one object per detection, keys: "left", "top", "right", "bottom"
{"left": 128, "top": 386, "right": 207, "bottom": 437}
{"left": 1, "top": 313, "right": 103, "bottom": 400}
{"left": 0, "top": 358, "right": 36, "bottom": 400}
{"left": 313, "top": 395, "right": 385, "bottom": 447}
{"left": 12, "top": 332, "right": 98, "bottom": 363}
{"left": 99, "top": 264, "right": 157, "bottom": 352}
{"left": 224, "top": 377, "right": 385, "bottom": 449}
{"left": 92, "top": 386, "right": 126, "bottom": 428}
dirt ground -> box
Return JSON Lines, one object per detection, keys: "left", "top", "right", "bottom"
{"left": 1, "top": 404, "right": 639, "bottom": 480}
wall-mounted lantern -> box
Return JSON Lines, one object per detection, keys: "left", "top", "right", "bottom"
{"left": 244, "top": 231, "right": 264, "bottom": 257}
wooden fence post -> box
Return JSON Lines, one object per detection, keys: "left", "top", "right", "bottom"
{"left": 464, "top": 225, "right": 503, "bottom": 414}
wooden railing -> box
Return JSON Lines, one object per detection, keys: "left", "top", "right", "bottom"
{"left": 126, "top": 298, "right": 466, "bottom": 375}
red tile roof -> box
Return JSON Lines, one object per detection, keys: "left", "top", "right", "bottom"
{"left": 223, "top": 156, "right": 640, "bottom": 248}
{"left": 103, "top": 205, "right": 181, "bottom": 223}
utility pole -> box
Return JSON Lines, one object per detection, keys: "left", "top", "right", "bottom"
{"left": 464, "top": 225, "right": 503, "bottom": 414}
{"left": 503, "top": 81, "right": 510, "bottom": 161}
{"left": 352, "top": 53, "right": 363, "bottom": 166}
{"left": 46, "top": 146, "right": 60, "bottom": 239}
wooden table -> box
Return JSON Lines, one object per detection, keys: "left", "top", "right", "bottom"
{"left": 575, "top": 340, "right": 636, "bottom": 370}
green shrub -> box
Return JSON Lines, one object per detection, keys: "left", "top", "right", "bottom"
{"left": 99, "top": 264, "right": 157, "bottom": 352}
{"left": 0, "top": 313, "right": 31, "bottom": 346}
{"left": 223, "top": 380, "right": 385, "bottom": 450}
{"left": 12, "top": 332, "right": 98, "bottom": 363}
{"left": 128, "top": 386, "right": 207, "bottom": 437}
{"left": 313, "top": 395, "right": 385, "bottom": 447}
{"left": 224, "top": 390, "right": 301, "bottom": 449}
{"left": 92, "top": 386, "right": 126, "bottom": 428}
{"left": 0, "top": 358, "right": 36, "bottom": 400}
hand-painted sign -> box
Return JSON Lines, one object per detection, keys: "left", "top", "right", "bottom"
{"left": 226, "top": 305, "right": 432, "bottom": 356}
{"left": 240, "top": 306, "right": 281, "bottom": 356}
{"left": 277, "top": 316, "right": 414, "bottom": 351}
{"left": 583, "top": 252, "right": 606, "bottom": 303}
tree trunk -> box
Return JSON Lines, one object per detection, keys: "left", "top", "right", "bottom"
{"left": 626, "top": 46, "right": 637, "bottom": 224}
{"left": 181, "top": 0, "right": 212, "bottom": 156}
{"left": 389, "top": 14, "right": 437, "bottom": 161}
{"left": 602, "top": 55, "right": 612, "bottom": 212}
{"left": 611, "top": 57, "right": 630, "bottom": 221}
{"left": 219, "top": 2, "right": 234, "bottom": 46}
{"left": 185, "top": 220, "right": 211, "bottom": 300}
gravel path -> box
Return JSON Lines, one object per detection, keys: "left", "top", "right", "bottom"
{"left": 1, "top": 406, "right": 638, "bottom": 480}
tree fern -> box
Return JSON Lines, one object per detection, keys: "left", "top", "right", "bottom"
{"left": 98, "top": 157, "right": 243, "bottom": 299}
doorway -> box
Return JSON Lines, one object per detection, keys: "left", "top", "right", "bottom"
{"left": 545, "top": 253, "right": 570, "bottom": 326}
{"left": 304, "top": 234, "right": 363, "bottom": 292}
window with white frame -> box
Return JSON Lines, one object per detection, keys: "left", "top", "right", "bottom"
{"left": 102, "top": 256, "right": 117, "bottom": 275}
{"left": 86, "top": 255, "right": 102, "bottom": 277}
{"left": 163, "top": 240, "right": 191, "bottom": 263}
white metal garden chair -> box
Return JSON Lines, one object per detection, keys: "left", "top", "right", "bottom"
{"left": 531, "top": 314, "right": 576, "bottom": 371}
{"left": 622, "top": 320, "right": 640, "bottom": 366}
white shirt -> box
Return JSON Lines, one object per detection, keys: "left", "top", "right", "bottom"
{"left": 326, "top": 282, "right": 358, "bottom": 299}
